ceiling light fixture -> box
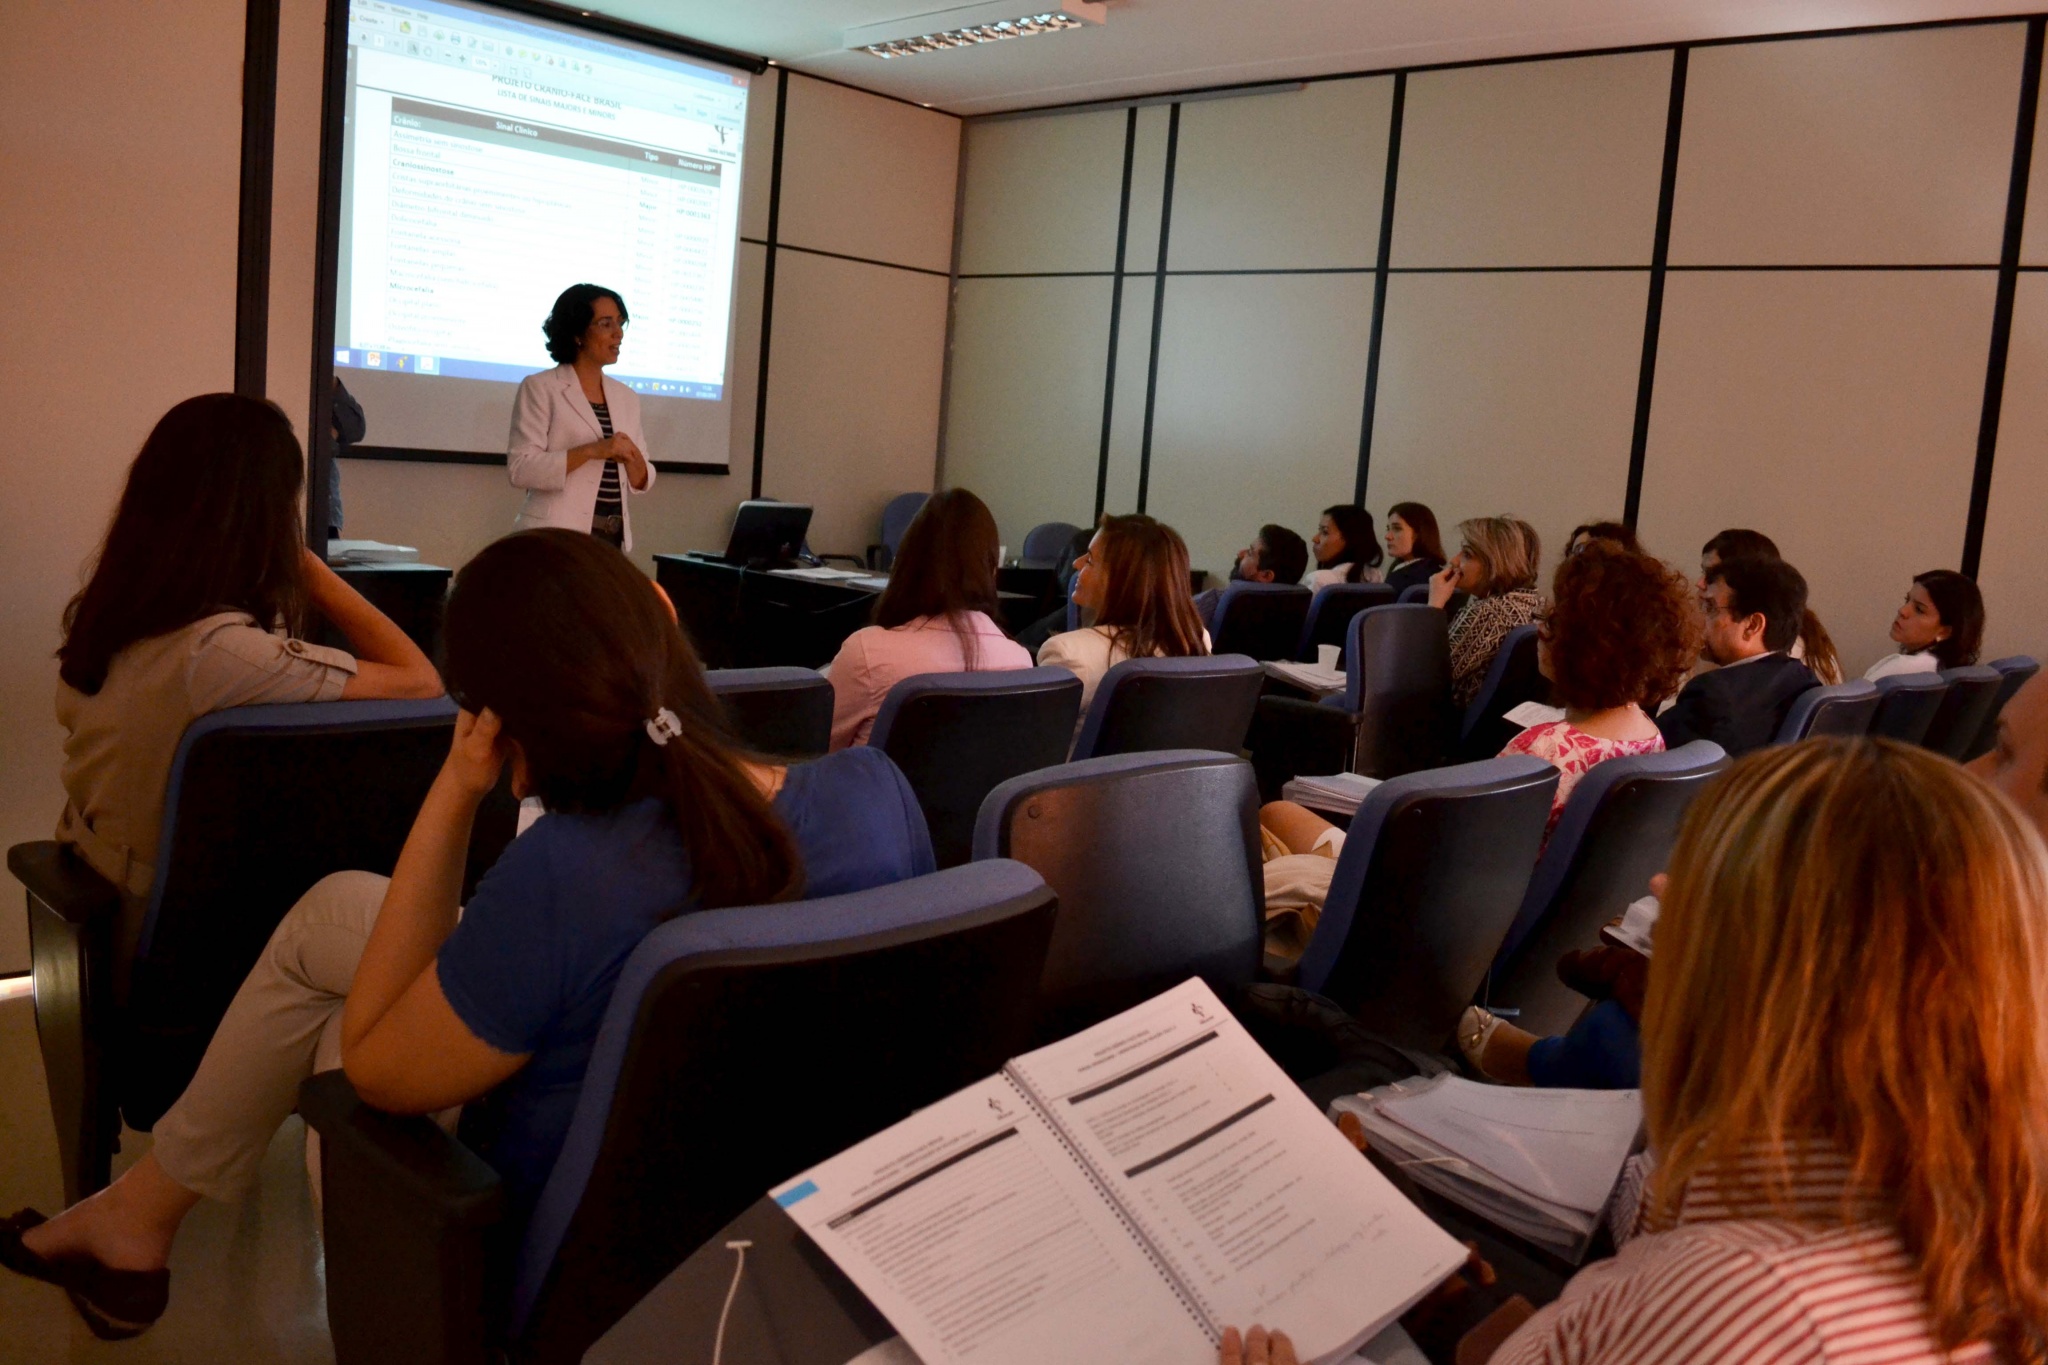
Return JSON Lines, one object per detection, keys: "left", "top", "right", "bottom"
{"left": 844, "top": 0, "right": 1106, "bottom": 59}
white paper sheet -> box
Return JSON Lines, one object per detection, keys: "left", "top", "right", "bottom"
{"left": 1373, "top": 1077, "right": 1641, "bottom": 1215}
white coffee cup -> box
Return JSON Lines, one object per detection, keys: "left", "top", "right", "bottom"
{"left": 1317, "top": 644, "right": 1342, "bottom": 671}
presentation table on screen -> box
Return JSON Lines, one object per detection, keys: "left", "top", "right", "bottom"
{"left": 331, "top": 0, "right": 751, "bottom": 461}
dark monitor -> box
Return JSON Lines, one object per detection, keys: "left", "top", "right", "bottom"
{"left": 724, "top": 500, "right": 814, "bottom": 568}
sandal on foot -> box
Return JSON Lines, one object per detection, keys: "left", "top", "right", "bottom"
{"left": 0, "top": 1209, "right": 169, "bottom": 1340}
{"left": 1456, "top": 1006, "right": 1506, "bottom": 1072}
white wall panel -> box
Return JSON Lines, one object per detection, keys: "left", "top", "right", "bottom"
{"left": 740, "top": 67, "right": 780, "bottom": 242}
{"left": 760, "top": 252, "right": 949, "bottom": 557}
{"left": 1169, "top": 78, "right": 1391, "bottom": 272}
{"left": 1670, "top": 25, "right": 2023, "bottom": 265}
{"left": 1366, "top": 272, "right": 1648, "bottom": 577}
{"left": 778, "top": 74, "right": 960, "bottom": 272}
{"left": 1637, "top": 271, "right": 1993, "bottom": 673}
{"left": 1394, "top": 52, "right": 1669, "bottom": 268}
{"left": 1122, "top": 104, "right": 1173, "bottom": 276}
{"left": 958, "top": 108, "right": 1130, "bottom": 275}
{"left": 943, "top": 276, "right": 1112, "bottom": 548}
{"left": 1142, "top": 275, "right": 1374, "bottom": 578}
{"left": 1974, "top": 274, "right": 2048, "bottom": 662}
{"left": 1100, "top": 276, "right": 1156, "bottom": 519}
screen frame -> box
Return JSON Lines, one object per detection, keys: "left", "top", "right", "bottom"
{"left": 306, "top": 0, "right": 766, "bottom": 546}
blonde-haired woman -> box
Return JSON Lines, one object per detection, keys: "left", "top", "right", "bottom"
{"left": 1223, "top": 738, "right": 2048, "bottom": 1363}
{"left": 1428, "top": 515, "right": 1541, "bottom": 708}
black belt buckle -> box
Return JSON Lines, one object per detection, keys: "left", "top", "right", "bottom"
{"left": 591, "top": 513, "right": 625, "bottom": 548}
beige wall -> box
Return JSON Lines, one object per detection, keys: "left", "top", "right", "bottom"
{"left": 946, "top": 21, "right": 2034, "bottom": 675}
{"left": 0, "top": 1, "right": 247, "bottom": 971}
{"left": 1, "top": 23, "right": 958, "bottom": 971}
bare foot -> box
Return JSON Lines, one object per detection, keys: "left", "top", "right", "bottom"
{"left": 19, "top": 1156, "right": 200, "bottom": 1272}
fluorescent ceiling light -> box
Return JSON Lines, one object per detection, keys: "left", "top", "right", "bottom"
{"left": 845, "top": 0, "right": 1106, "bottom": 59}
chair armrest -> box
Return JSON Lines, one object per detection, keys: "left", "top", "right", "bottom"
{"left": 300, "top": 1071, "right": 506, "bottom": 1365}
{"left": 1247, "top": 697, "right": 1359, "bottom": 803}
{"left": 8, "top": 842, "right": 121, "bottom": 926}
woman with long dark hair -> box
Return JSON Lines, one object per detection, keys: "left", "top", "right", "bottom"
{"left": 826, "top": 488, "right": 1032, "bottom": 749}
{"left": 1381, "top": 501, "right": 1445, "bottom": 596}
{"left": 54, "top": 394, "right": 440, "bottom": 922}
{"left": 1308, "top": 504, "right": 1385, "bottom": 587}
{"left": 1037, "top": 514, "right": 1210, "bottom": 723}
{"left": 2, "top": 530, "right": 934, "bottom": 1337}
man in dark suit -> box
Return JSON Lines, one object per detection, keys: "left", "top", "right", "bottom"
{"left": 1658, "top": 555, "right": 1818, "bottom": 756}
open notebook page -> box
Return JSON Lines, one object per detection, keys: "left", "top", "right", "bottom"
{"left": 1006, "top": 981, "right": 1468, "bottom": 1365}
{"left": 773, "top": 1074, "right": 1211, "bottom": 1365}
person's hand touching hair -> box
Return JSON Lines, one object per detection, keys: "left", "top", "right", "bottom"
{"left": 445, "top": 707, "right": 508, "bottom": 800}
{"left": 1427, "top": 559, "right": 1461, "bottom": 610}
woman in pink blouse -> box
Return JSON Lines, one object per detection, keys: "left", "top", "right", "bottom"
{"left": 826, "top": 488, "right": 1032, "bottom": 749}
{"left": 1502, "top": 542, "right": 1703, "bottom": 841}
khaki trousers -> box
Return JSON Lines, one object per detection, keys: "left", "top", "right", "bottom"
{"left": 150, "top": 870, "right": 391, "bottom": 1202}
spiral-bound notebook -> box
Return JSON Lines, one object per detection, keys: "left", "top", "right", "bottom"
{"left": 772, "top": 980, "right": 1467, "bottom": 1365}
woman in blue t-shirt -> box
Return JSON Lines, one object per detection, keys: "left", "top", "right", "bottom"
{"left": 2, "top": 529, "right": 934, "bottom": 1340}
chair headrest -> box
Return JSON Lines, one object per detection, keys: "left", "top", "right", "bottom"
{"left": 972, "top": 749, "right": 1251, "bottom": 857}
{"left": 703, "top": 666, "right": 831, "bottom": 695}
{"left": 869, "top": 667, "right": 1082, "bottom": 749}
{"left": 1875, "top": 671, "right": 1947, "bottom": 694}
{"left": 511, "top": 858, "right": 1052, "bottom": 1331}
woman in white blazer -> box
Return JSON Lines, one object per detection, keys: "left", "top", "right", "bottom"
{"left": 507, "top": 284, "right": 655, "bottom": 551}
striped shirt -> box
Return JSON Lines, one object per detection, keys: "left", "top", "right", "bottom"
{"left": 590, "top": 398, "right": 623, "bottom": 524}
{"left": 1492, "top": 1148, "right": 1996, "bottom": 1364}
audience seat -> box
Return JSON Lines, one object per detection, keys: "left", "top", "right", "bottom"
{"left": 1455, "top": 623, "right": 1546, "bottom": 760}
{"left": 973, "top": 751, "right": 1262, "bottom": 1038}
{"left": 302, "top": 859, "right": 1058, "bottom": 1365}
{"left": 1869, "top": 672, "right": 1950, "bottom": 746}
{"left": 1485, "top": 742, "right": 1727, "bottom": 1037}
{"left": 1019, "top": 520, "right": 1080, "bottom": 568}
{"left": 869, "top": 667, "right": 1083, "bottom": 867}
{"left": 704, "top": 666, "right": 833, "bottom": 758}
{"left": 1295, "top": 583, "right": 1396, "bottom": 663}
{"left": 1773, "top": 679, "right": 1880, "bottom": 744}
{"left": 1210, "top": 582, "right": 1313, "bottom": 662}
{"left": 1963, "top": 655, "right": 2040, "bottom": 761}
{"left": 1070, "top": 654, "right": 1265, "bottom": 760}
{"left": 1919, "top": 665, "right": 2003, "bottom": 761}
{"left": 1295, "top": 754, "right": 1559, "bottom": 1052}
{"left": 6, "top": 699, "right": 516, "bottom": 1205}
{"left": 1248, "top": 604, "right": 1450, "bottom": 800}
{"left": 1398, "top": 583, "right": 1468, "bottom": 617}
{"left": 865, "top": 491, "right": 928, "bottom": 571}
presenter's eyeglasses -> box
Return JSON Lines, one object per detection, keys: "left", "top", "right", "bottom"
{"left": 590, "top": 317, "right": 628, "bottom": 334}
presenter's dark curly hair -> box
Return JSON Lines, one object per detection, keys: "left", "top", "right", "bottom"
{"left": 542, "top": 283, "right": 629, "bottom": 364}
{"left": 1542, "top": 543, "right": 1701, "bottom": 712}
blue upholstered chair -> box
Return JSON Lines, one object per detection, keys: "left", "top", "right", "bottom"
{"left": 1919, "top": 665, "right": 2003, "bottom": 760}
{"left": 1247, "top": 604, "right": 1450, "bottom": 799}
{"left": 1069, "top": 654, "right": 1265, "bottom": 760}
{"left": 870, "top": 667, "right": 1083, "bottom": 867}
{"left": 1870, "top": 672, "right": 1950, "bottom": 745}
{"left": 7, "top": 698, "right": 514, "bottom": 1205}
{"left": 704, "top": 666, "right": 833, "bottom": 758}
{"left": 1485, "top": 741, "right": 1727, "bottom": 1037}
{"left": 1964, "top": 655, "right": 2043, "bottom": 760}
{"left": 302, "top": 860, "right": 1059, "bottom": 1365}
{"left": 974, "top": 751, "right": 1262, "bottom": 1036}
{"left": 1454, "top": 622, "right": 1546, "bottom": 760}
{"left": 1019, "top": 520, "right": 1081, "bottom": 568}
{"left": 866, "top": 491, "right": 929, "bottom": 570}
{"left": 1209, "top": 581, "right": 1313, "bottom": 662}
{"left": 1773, "top": 679, "right": 1880, "bottom": 743}
{"left": 1295, "top": 755, "right": 1559, "bottom": 1051}
{"left": 1295, "top": 583, "right": 1396, "bottom": 663}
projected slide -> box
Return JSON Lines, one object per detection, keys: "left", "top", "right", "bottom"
{"left": 332, "top": 0, "right": 751, "bottom": 460}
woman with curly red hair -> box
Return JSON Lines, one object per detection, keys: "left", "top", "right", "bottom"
{"left": 1503, "top": 541, "right": 1702, "bottom": 839}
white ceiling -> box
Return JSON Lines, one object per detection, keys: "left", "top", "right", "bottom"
{"left": 585, "top": 0, "right": 2038, "bottom": 115}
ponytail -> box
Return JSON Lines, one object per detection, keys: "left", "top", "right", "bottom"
{"left": 445, "top": 529, "right": 804, "bottom": 915}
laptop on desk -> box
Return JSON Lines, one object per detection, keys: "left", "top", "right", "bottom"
{"left": 689, "top": 500, "right": 815, "bottom": 569}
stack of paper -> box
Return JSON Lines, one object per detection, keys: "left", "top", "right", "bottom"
{"left": 1331, "top": 1077, "right": 1642, "bottom": 1262}
{"left": 1281, "top": 771, "right": 1382, "bottom": 816}
{"left": 326, "top": 539, "right": 419, "bottom": 565}
{"left": 1264, "top": 659, "right": 1347, "bottom": 696}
